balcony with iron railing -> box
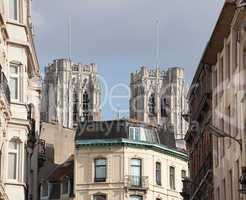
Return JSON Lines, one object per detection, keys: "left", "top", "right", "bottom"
{"left": 124, "top": 176, "right": 149, "bottom": 192}
{"left": 0, "top": 65, "right": 10, "bottom": 107}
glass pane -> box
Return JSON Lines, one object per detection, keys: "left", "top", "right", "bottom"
{"left": 95, "top": 166, "right": 106, "bottom": 179}
{"left": 130, "top": 196, "right": 142, "bottom": 200}
{"left": 131, "top": 159, "right": 141, "bottom": 166}
{"left": 8, "top": 153, "right": 17, "bottom": 179}
{"left": 42, "top": 183, "right": 49, "bottom": 197}
{"left": 95, "top": 159, "right": 106, "bottom": 166}
{"left": 131, "top": 166, "right": 140, "bottom": 176}
{"left": 9, "top": 0, "right": 18, "bottom": 20}
{"left": 129, "top": 127, "right": 134, "bottom": 140}
{"left": 62, "top": 179, "right": 69, "bottom": 194}
{"left": 94, "top": 195, "right": 106, "bottom": 200}
{"left": 9, "top": 141, "right": 17, "bottom": 150}
{"left": 135, "top": 128, "right": 140, "bottom": 140}
{"left": 10, "top": 77, "right": 18, "bottom": 99}
{"left": 10, "top": 64, "right": 18, "bottom": 74}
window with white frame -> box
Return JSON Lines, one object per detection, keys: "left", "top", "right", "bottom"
{"left": 129, "top": 127, "right": 158, "bottom": 144}
{"left": 8, "top": 139, "right": 21, "bottom": 180}
{"left": 9, "top": 0, "right": 19, "bottom": 21}
{"left": 169, "top": 166, "right": 175, "bottom": 190}
{"left": 130, "top": 159, "right": 141, "bottom": 187}
{"left": 94, "top": 158, "right": 107, "bottom": 182}
{"left": 156, "top": 162, "right": 161, "bottom": 186}
{"left": 9, "top": 62, "right": 21, "bottom": 101}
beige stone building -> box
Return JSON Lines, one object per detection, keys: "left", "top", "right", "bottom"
{"left": 0, "top": 0, "right": 41, "bottom": 199}
{"left": 0, "top": 8, "right": 11, "bottom": 200}
{"left": 130, "top": 66, "right": 188, "bottom": 148}
{"left": 74, "top": 120, "right": 188, "bottom": 200}
{"left": 41, "top": 59, "right": 101, "bottom": 129}
{"left": 39, "top": 122, "right": 75, "bottom": 200}
{"left": 210, "top": 0, "right": 246, "bottom": 199}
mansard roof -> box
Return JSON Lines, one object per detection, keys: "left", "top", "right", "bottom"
{"left": 75, "top": 119, "right": 176, "bottom": 149}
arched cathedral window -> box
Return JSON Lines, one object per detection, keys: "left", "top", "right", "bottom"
{"left": 148, "top": 93, "right": 156, "bottom": 116}
{"left": 83, "top": 91, "right": 90, "bottom": 120}
{"left": 73, "top": 91, "right": 79, "bottom": 122}
{"left": 161, "top": 97, "right": 168, "bottom": 117}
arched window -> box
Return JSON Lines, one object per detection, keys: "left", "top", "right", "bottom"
{"left": 83, "top": 91, "right": 90, "bottom": 120}
{"left": 93, "top": 193, "right": 106, "bottom": 200}
{"left": 130, "top": 195, "right": 143, "bottom": 200}
{"left": 73, "top": 91, "right": 78, "bottom": 122}
{"left": 148, "top": 93, "right": 156, "bottom": 116}
{"left": 161, "top": 97, "right": 168, "bottom": 117}
{"left": 8, "top": 138, "right": 21, "bottom": 180}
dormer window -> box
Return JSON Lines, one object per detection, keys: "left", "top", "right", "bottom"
{"left": 129, "top": 127, "right": 158, "bottom": 144}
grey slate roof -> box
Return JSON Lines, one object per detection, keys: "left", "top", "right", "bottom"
{"left": 75, "top": 119, "right": 176, "bottom": 149}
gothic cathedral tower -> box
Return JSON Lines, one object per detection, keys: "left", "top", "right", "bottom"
{"left": 130, "top": 66, "right": 188, "bottom": 147}
{"left": 41, "top": 59, "right": 101, "bottom": 129}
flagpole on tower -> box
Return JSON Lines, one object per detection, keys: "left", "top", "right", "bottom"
{"left": 156, "top": 19, "right": 160, "bottom": 69}
{"left": 68, "top": 16, "right": 72, "bottom": 61}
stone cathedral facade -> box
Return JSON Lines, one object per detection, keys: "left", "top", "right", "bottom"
{"left": 130, "top": 66, "right": 188, "bottom": 144}
{"left": 41, "top": 59, "right": 101, "bottom": 129}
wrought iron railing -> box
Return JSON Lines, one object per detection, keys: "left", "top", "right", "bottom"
{"left": 0, "top": 65, "right": 10, "bottom": 105}
{"left": 124, "top": 176, "right": 149, "bottom": 191}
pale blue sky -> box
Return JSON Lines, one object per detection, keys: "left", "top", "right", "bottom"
{"left": 32, "top": 0, "right": 224, "bottom": 120}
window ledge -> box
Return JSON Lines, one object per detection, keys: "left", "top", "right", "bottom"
{"left": 5, "top": 180, "right": 26, "bottom": 187}
{"left": 6, "top": 20, "right": 25, "bottom": 28}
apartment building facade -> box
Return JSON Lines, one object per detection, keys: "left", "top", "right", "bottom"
{"left": 130, "top": 66, "right": 188, "bottom": 148}
{"left": 182, "top": 1, "right": 246, "bottom": 199}
{"left": 212, "top": 1, "right": 246, "bottom": 199}
{"left": 74, "top": 120, "right": 188, "bottom": 200}
{"left": 41, "top": 59, "right": 101, "bottom": 129}
{"left": 0, "top": 0, "right": 41, "bottom": 200}
{"left": 0, "top": 8, "right": 11, "bottom": 200}
{"left": 183, "top": 40, "right": 213, "bottom": 199}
